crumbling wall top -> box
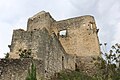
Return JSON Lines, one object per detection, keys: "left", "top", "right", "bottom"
{"left": 29, "top": 11, "right": 46, "bottom": 19}
{"left": 27, "top": 11, "right": 55, "bottom": 31}
{"left": 29, "top": 11, "right": 54, "bottom": 20}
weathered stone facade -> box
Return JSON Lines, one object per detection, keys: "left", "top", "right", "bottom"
{"left": 0, "top": 11, "right": 100, "bottom": 80}
{"left": 26, "top": 11, "right": 100, "bottom": 56}
{"left": 0, "top": 59, "right": 44, "bottom": 80}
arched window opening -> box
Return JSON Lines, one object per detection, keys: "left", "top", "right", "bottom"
{"left": 75, "top": 63, "right": 79, "bottom": 71}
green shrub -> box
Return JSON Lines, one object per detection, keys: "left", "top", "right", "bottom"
{"left": 5, "top": 53, "right": 9, "bottom": 58}
{"left": 53, "top": 70, "right": 96, "bottom": 80}
{"left": 19, "top": 49, "right": 33, "bottom": 58}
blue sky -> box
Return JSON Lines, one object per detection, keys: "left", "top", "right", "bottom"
{"left": 0, "top": 0, "right": 120, "bottom": 58}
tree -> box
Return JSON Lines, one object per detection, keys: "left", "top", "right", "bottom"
{"left": 93, "top": 43, "right": 120, "bottom": 80}
{"left": 26, "top": 61, "right": 37, "bottom": 80}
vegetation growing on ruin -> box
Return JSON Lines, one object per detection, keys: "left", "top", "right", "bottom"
{"left": 19, "top": 49, "right": 33, "bottom": 58}
{"left": 92, "top": 43, "right": 120, "bottom": 80}
{"left": 53, "top": 43, "right": 120, "bottom": 80}
{"left": 51, "top": 70, "right": 95, "bottom": 80}
{"left": 3, "top": 44, "right": 120, "bottom": 80}
{"left": 26, "top": 61, "right": 37, "bottom": 80}
{"left": 4, "top": 53, "right": 9, "bottom": 58}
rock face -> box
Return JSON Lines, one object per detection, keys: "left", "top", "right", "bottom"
{"left": 0, "top": 11, "right": 100, "bottom": 80}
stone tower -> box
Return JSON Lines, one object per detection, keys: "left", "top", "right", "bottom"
{"left": 51, "top": 15, "right": 100, "bottom": 57}
{"left": 9, "top": 11, "right": 100, "bottom": 58}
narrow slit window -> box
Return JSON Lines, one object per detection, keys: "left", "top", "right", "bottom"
{"left": 90, "top": 23, "right": 93, "bottom": 29}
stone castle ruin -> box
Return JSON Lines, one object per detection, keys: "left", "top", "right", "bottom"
{"left": 0, "top": 11, "right": 100, "bottom": 80}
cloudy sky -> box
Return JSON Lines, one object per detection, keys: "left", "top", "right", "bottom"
{"left": 0, "top": 0, "right": 120, "bottom": 58}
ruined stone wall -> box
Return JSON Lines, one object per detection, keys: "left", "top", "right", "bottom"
{"left": 52, "top": 15, "right": 100, "bottom": 56}
{"left": 0, "top": 59, "right": 44, "bottom": 80}
{"left": 76, "top": 56, "right": 98, "bottom": 76}
{"left": 8, "top": 11, "right": 101, "bottom": 79}
{"left": 27, "top": 11, "right": 55, "bottom": 32}
{"left": 9, "top": 28, "right": 51, "bottom": 59}
{"left": 24, "top": 11, "right": 100, "bottom": 57}
{"left": 43, "top": 33, "right": 76, "bottom": 79}
{"left": 9, "top": 28, "right": 76, "bottom": 79}
{"left": 63, "top": 54, "right": 76, "bottom": 70}
{"left": 10, "top": 29, "right": 33, "bottom": 58}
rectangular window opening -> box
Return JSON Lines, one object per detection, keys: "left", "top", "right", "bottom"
{"left": 59, "top": 30, "right": 67, "bottom": 37}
